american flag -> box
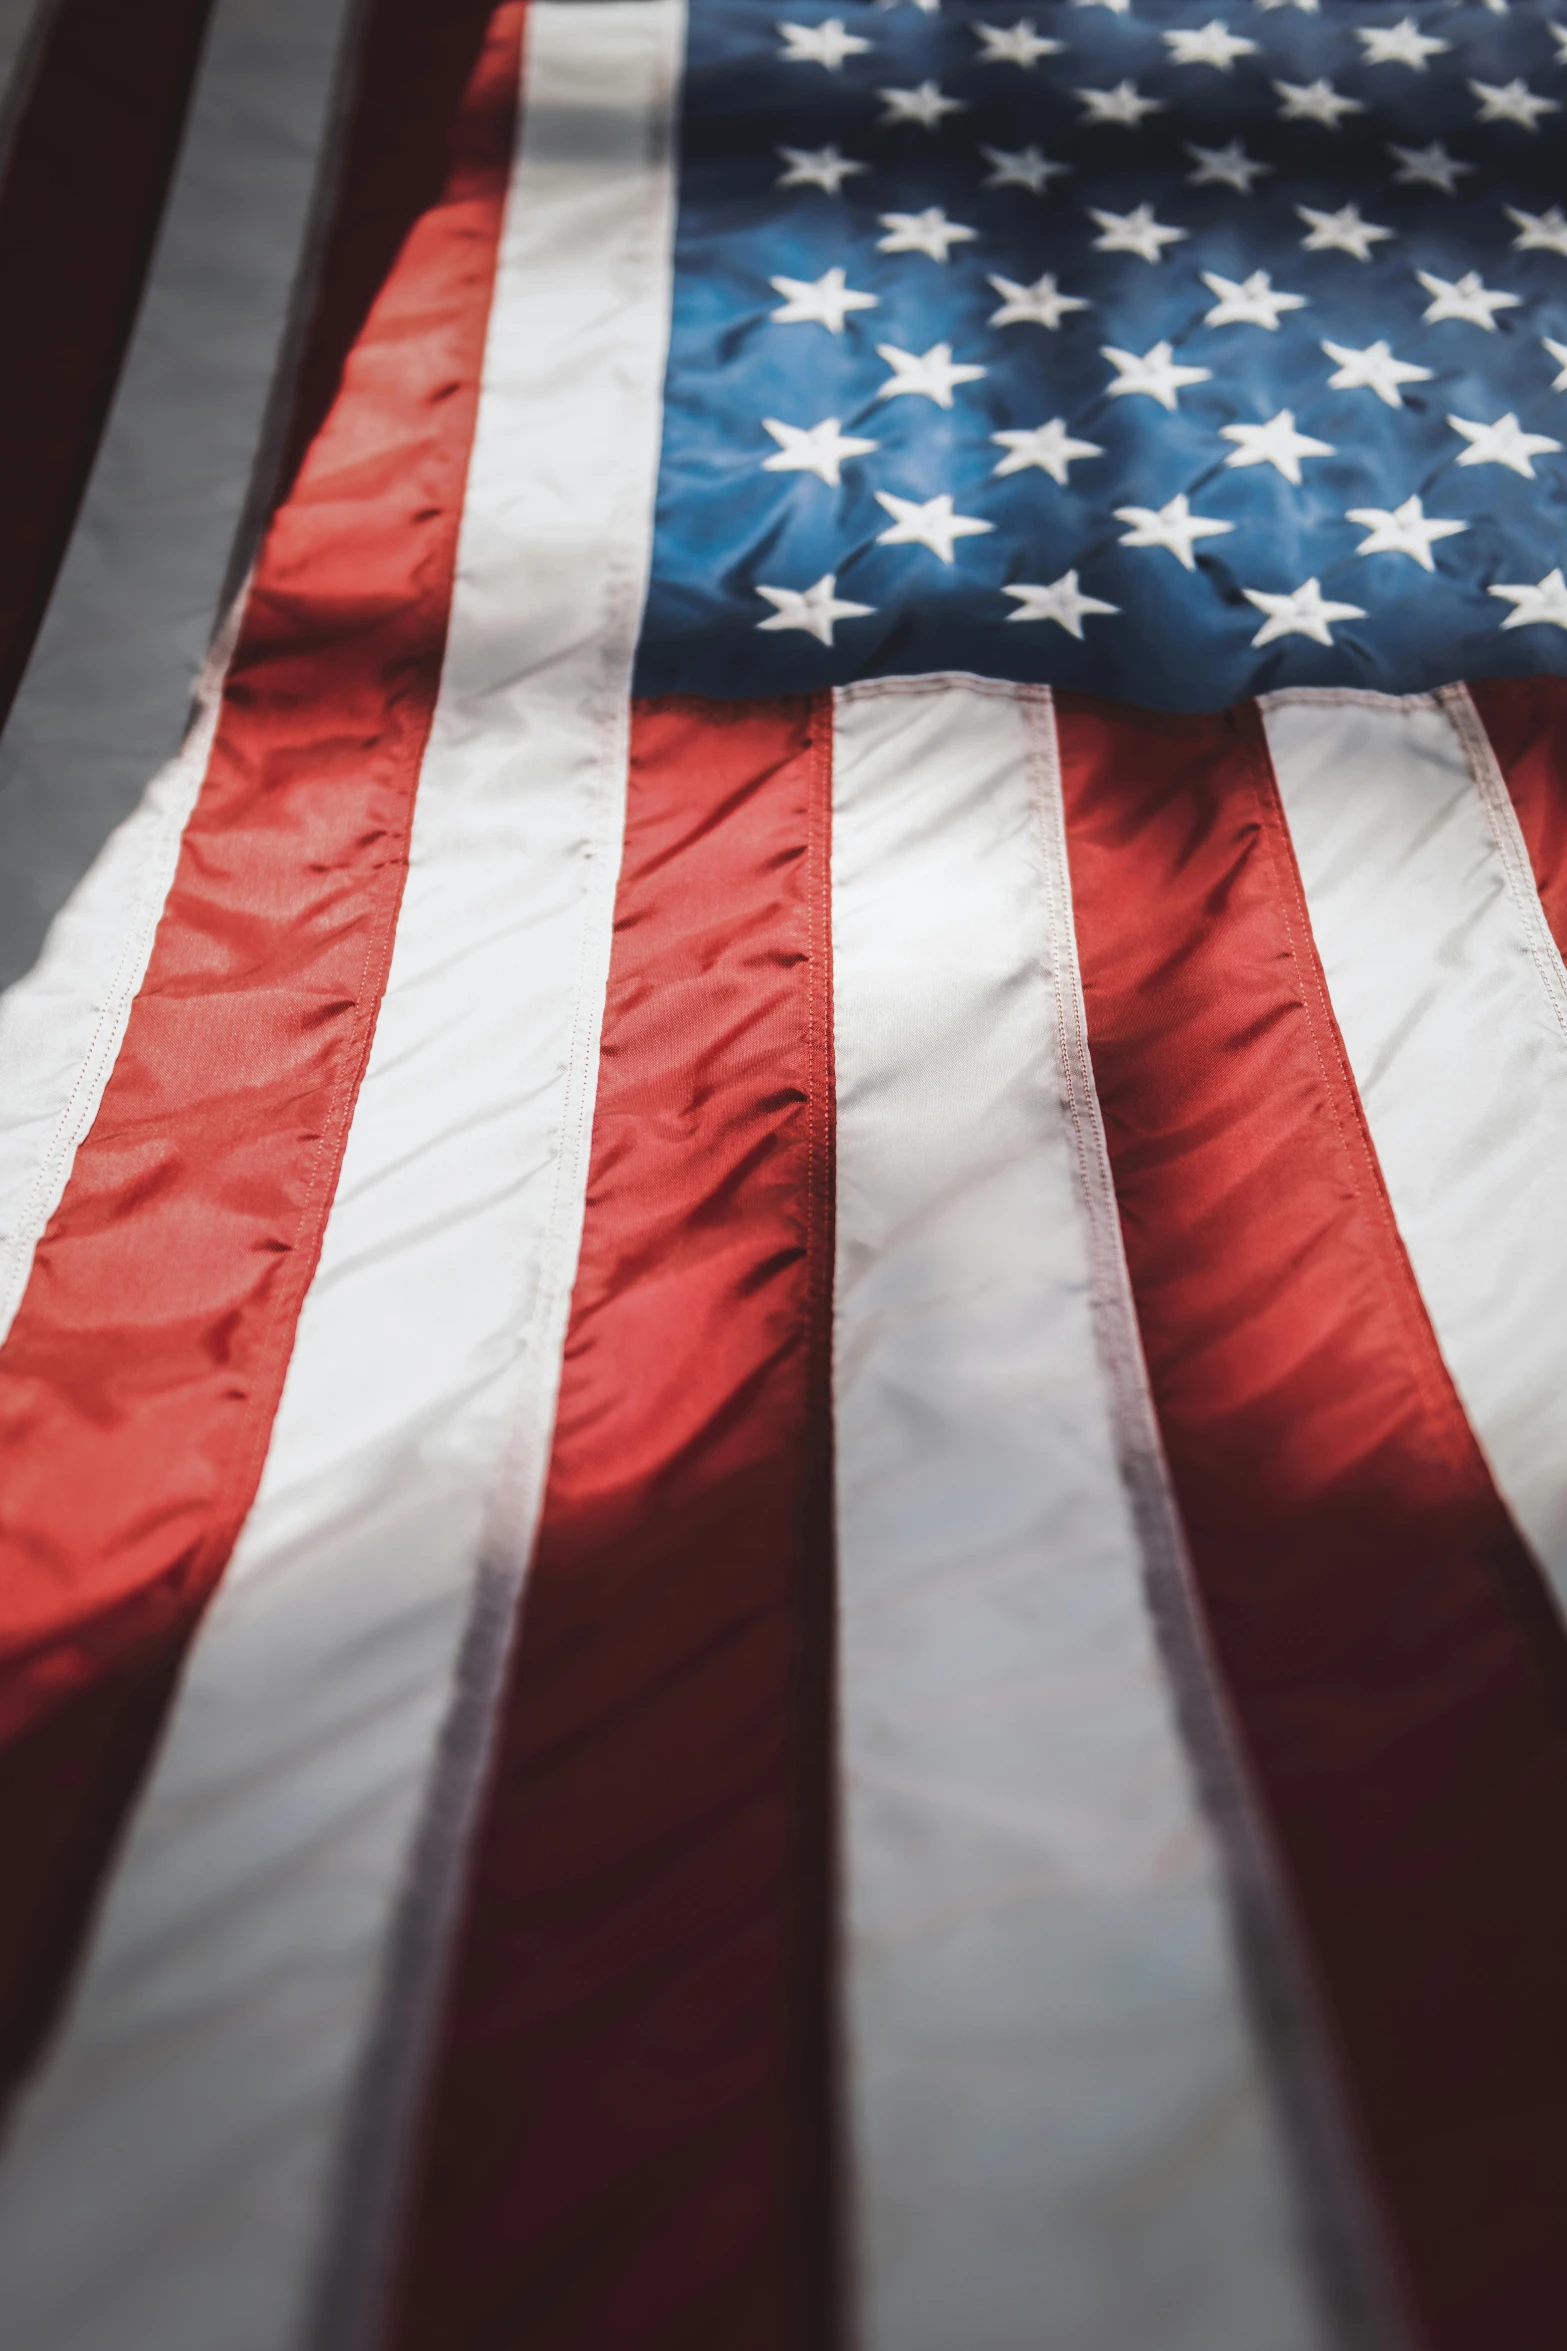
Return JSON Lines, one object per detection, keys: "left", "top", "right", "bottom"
{"left": 650, "top": 0, "right": 1567, "bottom": 707}
{"left": 0, "top": 7, "right": 1566, "bottom": 2351}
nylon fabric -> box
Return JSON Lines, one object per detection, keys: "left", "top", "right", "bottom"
{"left": 0, "top": 0, "right": 365, "bottom": 1340}
{"left": 1059, "top": 690, "right": 1567, "bottom": 2351}
{"left": 0, "top": 0, "right": 522, "bottom": 2307}
{"left": 0, "top": 11, "right": 685, "bottom": 2349}
{"left": 1263, "top": 692, "right": 1567, "bottom": 1602}
{"left": 392, "top": 693, "right": 837, "bottom": 2351}
{"left": 1468, "top": 676, "right": 1567, "bottom": 955}
{"left": 0, "top": 0, "right": 514, "bottom": 1770}
{"left": 640, "top": 1, "right": 1567, "bottom": 713}
{"left": 829, "top": 676, "right": 1327, "bottom": 2351}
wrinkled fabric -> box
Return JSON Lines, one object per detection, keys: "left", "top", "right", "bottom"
{"left": 830, "top": 677, "right": 1327, "bottom": 2351}
{"left": 392, "top": 695, "right": 837, "bottom": 2351}
{"left": 0, "top": 0, "right": 361, "bottom": 1335}
{"left": 7, "top": 2, "right": 1567, "bottom": 2347}
{"left": 0, "top": 0, "right": 518, "bottom": 2117}
{"left": 1266, "top": 688, "right": 1567, "bottom": 1591}
{"left": 639, "top": 0, "right": 1567, "bottom": 709}
{"left": 1059, "top": 688, "right": 1567, "bottom": 2351}
{"left": 0, "top": 12, "right": 686, "bottom": 2351}
{"left": 1470, "top": 671, "right": 1567, "bottom": 945}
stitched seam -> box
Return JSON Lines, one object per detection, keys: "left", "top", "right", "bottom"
{"left": 1257, "top": 687, "right": 1439, "bottom": 716}
{"left": 479, "top": 4, "right": 678, "bottom": 1579}
{"left": 1025, "top": 688, "right": 1253, "bottom": 1802}
{"left": 1029, "top": 691, "right": 1413, "bottom": 2351}
{"left": 799, "top": 682, "right": 843, "bottom": 2349}
{"left": 1442, "top": 680, "right": 1567, "bottom": 1054}
{"left": 835, "top": 668, "right": 1054, "bottom": 710}
{"left": 1245, "top": 706, "right": 1478, "bottom": 1482}
{"left": 0, "top": 590, "right": 244, "bottom": 1341}
{"left": 196, "top": 723, "right": 418, "bottom": 1581}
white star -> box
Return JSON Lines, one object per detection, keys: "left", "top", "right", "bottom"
{"left": 875, "top": 341, "right": 986, "bottom": 406}
{"left": 1470, "top": 78, "right": 1558, "bottom": 131}
{"left": 1355, "top": 16, "right": 1448, "bottom": 67}
{"left": 1201, "top": 269, "right": 1307, "bottom": 329}
{"left": 1004, "top": 572, "right": 1120, "bottom": 635}
{"left": 1546, "top": 337, "right": 1567, "bottom": 391}
{"left": 1088, "top": 203, "right": 1188, "bottom": 262}
{"left": 1245, "top": 579, "right": 1366, "bottom": 647}
{"left": 1449, "top": 411, "right": 1563, "bottom": 476}
{"left": 1492, "top": 569, "right": 1567, "bottom": 630}
{"left": 778, "top": 18, "right": 871, "bottom": 68}
{"left": 1077, "top": 81, "right": 1166, "bottom": 128}
{"left": 981, "top": 143, "right": 1071, "bottom": 193}
{"left": 1115, "top": 493, "right": 1235, "bottom": 570}
{"left": 1553, "top": 20, "right": 1567, "bottom": 59}
{"left": 1103, "top": 340, "right": 1213, "bottom": 410}
{"left": 1071, "top": 0, "right": 1130, "bottom": 11}
{"left": 1297, "top": 203, "right": 1395, "bottom": 262}
{"left": 989, "top": 271, "right": 1090, "bottom": 328}
{"left": 972, "top": 18, "right": 1061, "bottom": 64}
{"left": 1388, "top": 141, "right": 1472, "bottom": 195}
{"left": 1417, "top": 269, "right": 1521, "bottom": 329}
{"left": 1507, "top": 206, "right": 1567, "bottom": 258}
{"left": 1164, "top": 19, "right": 1257, "bottom": 67}
{"left": 1322, "top": 338, "right": 1433, "bottom": 408}
{"left": 757, "top": 573, "right": 874, "bottom": 645}
{"left": 761, "top": 416, "right": 878, "bottom": 486}
{"left": 875, "top": 490, "right": 994, "bottom": 563}
{"left": 1346, "top": 494, "right": 1467, "bottom": 570}
{"left": 1255, "top": 0, "right": 1320, "bottom": 11}
{"left": 1186, "top": 139, "right": 1272, "bottom": 194}
{"left": 776, "top": 144, "right": 867, "bottom": 195}
{"left": 991, "top": 418, "right": 1104, "bottom": 483}
{"left": 1221, "top": 409, "right": 1336, "bottom": 484}
{"left": 770, "top": 267, "right": 878, "bottom": 332}
{"left": 878, "top": 207, "right": 977, "bottom": 261}
{"left": 878, "top": 79, "right": 967, "bottom": 127}
{"left": 1274, "top": 78, "right": 1363, "bottom": 128}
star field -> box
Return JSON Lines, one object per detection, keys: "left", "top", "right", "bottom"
{"left": 636, "top": 0, "right": 1567, "bottom": 706}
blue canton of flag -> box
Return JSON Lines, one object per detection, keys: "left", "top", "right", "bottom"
{"left": 634, "top": 0, "right": 1567, "bottom": 708}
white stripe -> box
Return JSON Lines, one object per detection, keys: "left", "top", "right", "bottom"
{"left": 0, "top": 11, "right": 684, "bottom": 2351}
{"left": 1263, "top": 691, "right": 1567, "bottom": 1598}
{"left": 0, "top": 0, "right": 360, "bottom": 1342}
{"left": 830, "top": 677, "right": 1328, "bottom": 2351}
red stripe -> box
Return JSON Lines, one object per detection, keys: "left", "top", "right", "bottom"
{"left": 1056, "top": 693, "right": 1567, "bottom": 2351}
{"left": 1466, "top": 676, "right": 1567, "bottom": 954}
{"left": 0, "top": 0, "right": 216, "bottom": 729}
{"left": 390, "top": 696, "right": 840, "bottom": 2351}
{"left": 0, "top": 0, "right": 520, "bottom": 2099}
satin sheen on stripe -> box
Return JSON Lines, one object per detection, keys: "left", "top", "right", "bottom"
{"left": 0, "top": 0, "right": 521, "bottom": 2332}
{"left": 1263, "top": 691, "right": 1567, "bottom": 1605}
{"left": 0, "top": 0, "right": 364, "bottom": 1341}
{"left": 1060, "top": 691, "right": 1567, "bottom": 2351}
{"left": 392, "top": 694, "right": 837, "bottom": 2351}
{"left": 0, "top": 11, "right": 685, "bottom": 2350}
{"left": 830, "top": 679, "right": 1328, "bottom": 2351}
{"left": 0, "top": 0, "right": 517, "bottom": 2110}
